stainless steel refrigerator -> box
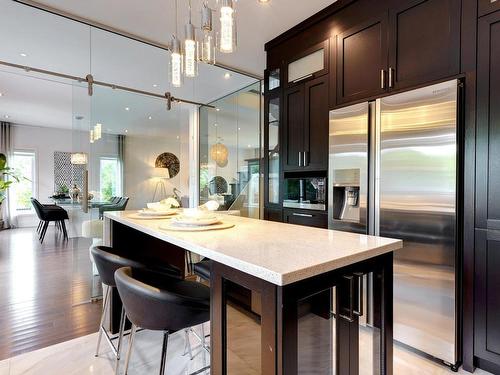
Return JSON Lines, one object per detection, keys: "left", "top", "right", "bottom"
{"left": 328, "top": 79, "right": 460, "bottom": 368}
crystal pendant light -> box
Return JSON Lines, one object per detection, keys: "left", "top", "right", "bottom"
{"left": 200, "top": 2, "right": 216, "bottom": 64}
{"left": 219, "top": 0, "right": 236, "bottom": 53}
{"left": 184, "top": 0, "right": 198, "bottom": 77}
{"left": 170, "top": 0, "right": 183, "bottom": 87}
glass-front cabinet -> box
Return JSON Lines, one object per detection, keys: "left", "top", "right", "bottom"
{"left": 264, "top": 68, "right": 281, "bottom": 213}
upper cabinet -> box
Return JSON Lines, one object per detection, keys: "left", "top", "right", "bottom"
{"left": 283, "top": 75, "right": 329, "bottom": 172}
{"left": 388, "top": 0, "right": 460, "bottom": 90}
{"left": 334, "top": 0, "right": 461, "bottom": 105}
{"left": 286, "top": 41, "right": 329, "bottom": 86}
{"left": 479, "top": 0, "right": 500, "bottom": 17}
{"left": 336, "top": 13, "right": 389, "bottom": 104}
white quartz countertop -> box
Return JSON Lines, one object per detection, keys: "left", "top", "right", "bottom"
{"left": 105, "top": 211, "right": 402, "bottom": 286}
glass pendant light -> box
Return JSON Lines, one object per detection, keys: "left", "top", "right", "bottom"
{"left": 201, "top": 1, "right": 216, "bottom": 64}
{"left": 184, "top": 0, "right": 198, "bottom": 77}
{"left": 170, "top": 0, "right": 183, "bottom": 87}
{"left": 219, "top": 0, "right": 236, "bottom": 53}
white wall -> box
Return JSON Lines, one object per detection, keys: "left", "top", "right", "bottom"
{"left": 124, "top": 130, "right": 190, "bottom": 210}
{"left": 11, "top": 124, "right": 119, "bottom": 227}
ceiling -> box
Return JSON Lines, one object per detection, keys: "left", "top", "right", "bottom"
{"left": 24, "top": 0, "right": 337, "bottom": 77}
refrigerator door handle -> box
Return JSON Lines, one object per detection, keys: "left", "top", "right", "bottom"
{"left": 303, "top": 151, "right": 308, "bottom": 167}
{"left": 298, "top": 151, "right": 302, "bottom": 167}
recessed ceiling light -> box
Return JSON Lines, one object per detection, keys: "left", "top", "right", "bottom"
{"left": 248, "top": 144, "right": 252, "bottom": 148}
{"left": 224, "top": 72, "right": 231, "bottom": 79}
{"left": 148, "top": 115, "right": 152, "bottom": 120}
{"left": 258, "top": 0, "right": 270, "bottom": 3}
{"left": 4, "top": 115, "right": 10, "bottom": 119}
{"left": 19, "top": 53, "right": 27, "bottom": 57}
{"left": 0, "top": 93, "right": 3, "bottom": 97}
{"left": 125, "top": 107, "right": 130, "bottom": 111}
{"left": 176, "top": 136, "right": 180, "bottom": 140}
{"left": 216, "top": 108, "right": 220, "bottom": 112}
{"left": 214, "top": 123, "right": 218, "bottom": 127}
{"left": 153, "top": 84, "right": 159, "bottom": 88}
{"left": 124, "top": 129, "right": 128, "bottom": 133}
{"left": 238, "top": 127, "right": 241, "bottom": 130}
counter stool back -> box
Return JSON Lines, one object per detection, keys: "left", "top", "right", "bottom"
{"left": 114, "top": 267, "right": 210, "bottom": 375}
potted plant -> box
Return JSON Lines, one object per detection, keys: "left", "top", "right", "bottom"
{"left": 0, "top": 153, "right": 21, "bottom": 229}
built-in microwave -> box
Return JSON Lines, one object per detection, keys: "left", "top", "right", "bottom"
{"left": 283, "top": 177, "right": 326, "bottom": 211}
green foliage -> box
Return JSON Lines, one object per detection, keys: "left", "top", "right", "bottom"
{"left": 100, "top": 161, "right": 117, "bottom": 201}
{"left": 0, "top": 153, "right": 22, "bottom": 205}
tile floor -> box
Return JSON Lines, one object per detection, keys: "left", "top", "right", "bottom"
{"left": 0, "top": 305, "right": 492, "bottom": 375}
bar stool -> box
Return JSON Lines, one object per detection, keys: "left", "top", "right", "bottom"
{"left": 114, "top": 267, "right": 210, "bottom": 375}
{"left": 193, "top": 258, "right": 212, "bottom": 282}
{"left": 91, "top": 246, "right": 182, "bottom": 374}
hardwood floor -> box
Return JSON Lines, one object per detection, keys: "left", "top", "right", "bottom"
{"left": 0, "top": 226, "right": 102, "bottom": 360}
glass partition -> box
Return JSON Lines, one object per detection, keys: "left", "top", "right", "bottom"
{"left": 199, "top": 82, "right": 262, "bottom": 218}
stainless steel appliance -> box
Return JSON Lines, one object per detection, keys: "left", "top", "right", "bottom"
{"left": 283, "top": 177, "right": 326, "bottom": 211}
{"left": 328, "top": 80, "right": 460, "bottom": 368}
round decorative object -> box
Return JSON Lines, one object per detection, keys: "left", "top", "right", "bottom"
{"left": 209, "top": 176, "right": 228, "bottom": 195}
{"left": 155, "top": 152, "right": 180, "bottom": 178}
{"left": 209, "top": 142, "right": 229, "bottom": 168}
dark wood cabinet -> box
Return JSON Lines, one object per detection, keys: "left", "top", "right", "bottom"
{"left": 388, "top": 0, "right": 461, "bottom": 90}
{"left": 283, "top": 76, "right": 329, "bottom": 172}
{"left": 336, "top": 13, "right": 389, "bottom": 104}
{"left": 264, "top": 207, "right": 283, "bottom": 222}
{"left": 335, "top": 0, "right": 461, "bottom": 105}
{"left": 479, "top": 0, "right": 500, "bottom": 17}
{"left": 475, "top": 230, "right": 500, "bottom": 371}
{"left": 475, "top": 10, "right": 500, "bottom": 372}
{"left": 283, "top": 85, "right": 305, "bottom": 171}
{"left": 304, "top": 76, "right": 329, "bottom": 170}
{"left": 283, "top": 209, "right": 328, "bottom": 229}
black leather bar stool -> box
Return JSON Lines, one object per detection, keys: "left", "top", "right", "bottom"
{"left": 193, "top": 258, "right": 212, "bottom": 282}
{"left": 91, "top": 246, "right": 182, "bottom": 374}
{"left": 115, "top": 267, "right": 210, "bottom": 375}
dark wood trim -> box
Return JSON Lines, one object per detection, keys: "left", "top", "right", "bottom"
{"left": 264, "top": 0, "right": 357, "bottom": 51}
{"left": 461, "top": 3, "right": 477, "bottom": 369}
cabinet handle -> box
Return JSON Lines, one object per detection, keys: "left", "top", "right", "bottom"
{"left": 298, "top": 152, "right": 302, "bottom": 167}
{"left": 353, "top": 272, "right": 364, "bottom": 317}
{"left": 380, "top": 69, "right": 386, "bottom": 89}
{"left": 303, "top": 151, "right": 308, "bottom": 167}
{"left": 292, "top": 213, "right": 313, "bottom": 218}
{"left": 388, "top": 67, "right": 394, "bottom": 88}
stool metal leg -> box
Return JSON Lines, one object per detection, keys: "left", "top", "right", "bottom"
{"left": 114, "top": 306, "right": 127, "bottom": 374}
{"left": 95, "top": 286, "right": 110, "bottom": 357}
{"left": 124, "top": 324, "right": 137, "bottom": 375}
{"left": 159, "top": 331, "right": 169, "bottom": 375}
{"left": 185, "top": 329, "right": 193, "bottom": 360}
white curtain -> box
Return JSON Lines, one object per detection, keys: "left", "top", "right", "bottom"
{"left": 0, "top": 122, "right": 13, "bottom": 228}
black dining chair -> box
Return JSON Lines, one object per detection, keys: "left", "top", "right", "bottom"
{"left": 91, "top": 246, "right": 182, "bottom": 375}
{"left": 115, "top": 266, "right": 210, "bottom": 375}
{"left": 31, "top": 198, "right": 69, "bottom": 243}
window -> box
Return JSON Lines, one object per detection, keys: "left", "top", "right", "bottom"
{"left": 11, "top": 151, "right": 36, "bottom": 211}
{"left": 99, "top": 157, "right": 121, "bottom": 201}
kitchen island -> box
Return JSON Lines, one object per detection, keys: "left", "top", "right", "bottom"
{"left": 104, "top": 211, "right": 402, "bottom": 375}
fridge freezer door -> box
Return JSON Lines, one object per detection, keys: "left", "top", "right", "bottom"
{"left": 328, "top": 102, "right": 369, "bottom": 234}
{"left": 378, "top": 80, "right": 458, "bottom": 364}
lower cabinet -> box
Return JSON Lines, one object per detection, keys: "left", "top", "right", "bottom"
{"left": 264, "top": 207, "right": 283, "bottom": 222}
{"left": 475, "top": 229, "right": 500, "bottom": 373}
{"left": 283, "top": 209, "right": 328, "bottom": 229}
